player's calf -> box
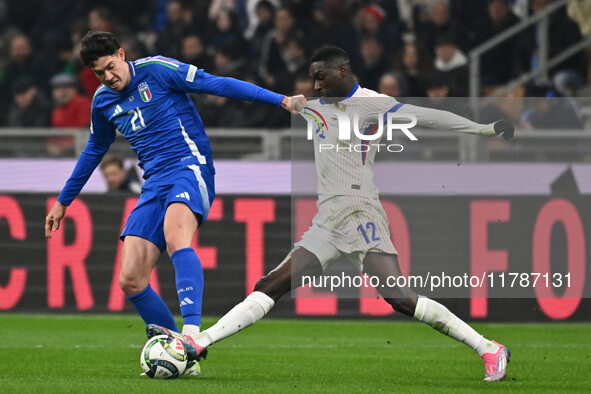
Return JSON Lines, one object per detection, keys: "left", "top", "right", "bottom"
{"left": 382, "top": 295, "right": 417, "bottom": 317}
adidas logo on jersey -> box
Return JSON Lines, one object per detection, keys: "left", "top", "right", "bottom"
{"left": 175, "top": 192, "right": 190, "bottom": 201}
{"left": 112, "top": 105, "right": 123, "bottom": 117}
{"left": 180, "top": 297, "right": 194, "bottom": 306}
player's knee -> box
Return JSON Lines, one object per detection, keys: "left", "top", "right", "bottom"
{"left": 385, "top": 295, "right": 417, "bottom": 317}
{"left": 254, "top": 274, "right": 287, "bottom": 301}
{"left": 253, "top": 275, "right": 272, "bottom": 294}
{"left": 119, "top": 274, "right": 144, "bottom": 296}
{"left": 165, "top": 235, "right": 186, "bottom": 256}
{"left": 164, "top": 231, "right": 193, "bottom": 256}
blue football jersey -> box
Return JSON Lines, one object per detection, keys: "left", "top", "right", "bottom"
{"left": 92, "top": 56, "right": 215, "bottom": 178}
{"left": 58, "top": 56, "right": 283, "bottom": 205}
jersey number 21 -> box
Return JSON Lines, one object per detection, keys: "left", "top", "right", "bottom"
{"left": 128, "top": 108, "right": 146, "bottom": 131}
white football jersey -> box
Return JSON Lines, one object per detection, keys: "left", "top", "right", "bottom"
{"left": 302, "top": 85, "right": 495, "bottom": 200}
{"left": 304, "top": 86, "right": 399, "bottom": 200}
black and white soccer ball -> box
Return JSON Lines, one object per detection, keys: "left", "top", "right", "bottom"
{"left": 140, "top": 335, "right": 188, "bottom": 379}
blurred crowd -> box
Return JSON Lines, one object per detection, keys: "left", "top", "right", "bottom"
{"left": 0, "top": 0, "right": 590, "bottom": 141}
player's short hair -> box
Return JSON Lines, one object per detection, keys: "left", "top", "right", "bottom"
{"left": 100, "top": 154, "right": 124, "bottom": 170}
{"left": 80, "top": 31, "right": 120, "bottom": 67}
{"left": 310, "top": 46, "right": 350, "bottom": 67}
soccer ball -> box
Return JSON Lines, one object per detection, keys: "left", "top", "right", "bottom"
{"left": 140, "top": 335, "right": 188, "bottom": 379}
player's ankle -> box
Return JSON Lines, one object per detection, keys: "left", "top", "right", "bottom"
{"left": 182, "top": 324, "right": 201, "bottom": 338}
{"left": 194, "top": 331, "right": 214, "bottom": 348}
{"left": 476, "top": 337, "right": 500, "bottom": 356}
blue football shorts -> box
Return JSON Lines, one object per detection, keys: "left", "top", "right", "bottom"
{"left": 120, "top": 164, "right": 215, "bottom": 252}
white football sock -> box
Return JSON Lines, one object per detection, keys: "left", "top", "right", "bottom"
{"left": 195, "top": 291, "right": 275, "bottom": 348}
{"left": 182, "top": 324, "right": 200, "bottom": 338}
{"left": 414, "top": 296, "right": 499, "bottom": 356}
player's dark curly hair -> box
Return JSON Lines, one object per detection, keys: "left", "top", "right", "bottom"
{"left": 310, "top": 46, "right": 350, "bottom": 66}
{"left": 80, "top": 31, "right": 120, "bottom": 67}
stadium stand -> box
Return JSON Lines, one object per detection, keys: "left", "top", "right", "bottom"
{"left": 0, "top": 0, "right": 589, "bottom": 161}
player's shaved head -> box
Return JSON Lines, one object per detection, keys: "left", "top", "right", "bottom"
{"left": 80, "top": 31, "right": 121, "bottom": 67}
{"left": 310, "top": 46, "right": 350, "bottom": 69}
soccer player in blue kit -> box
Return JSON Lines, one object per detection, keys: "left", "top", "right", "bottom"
{"left": 44, "top": 31, "right": 303, "bottom": 376}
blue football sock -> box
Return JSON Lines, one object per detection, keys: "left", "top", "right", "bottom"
{"left": 170, "top": 247, "right": 204, "bottom": 327}
{"left": 128, "top": 284, "right": 179, "bottom": 331}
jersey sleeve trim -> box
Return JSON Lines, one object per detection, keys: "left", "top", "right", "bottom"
{"left": 134, "top": 56, "right": 180, "bottom": 70}
{"left": 91, "top": 85, "right": 108, "bottom": 105}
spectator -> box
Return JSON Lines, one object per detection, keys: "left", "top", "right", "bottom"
{"left": 433, "top": 35, "right": 468, "bottom": 96}
{"left": 50, "top": 73, "right": 90, "bottom": 128}
{"left": 208, "top": 9, "right": 246, "bottom": 58}
{"left": 248, "top": 0, "right": 276, "bottom": 61}
{"left": 47, "top": 73, "right": 90, "bottom": 156}
{"left": 73, "top": 19, "right": 101, "bottom": 99}
{"left": 378, "top": 72, "right": 409, "bottom": 97}
{"left": 425, "top": 71, "right": 451, "bottom": 99}
{"left": 293, "top": 74, "right": 314, "bottom": 97}
{"left": 356, "top": 4, "right": 401, "bottom": 59}
{"left": 393, "top": 41, "right": 432, "bottom": 96}
{"left": 259, "top": 6, "right": 296, "bottom": 88}
{"left": 358, "top": 36, "right": 388, "bottom": 91}
{"left": 45, "top": 34, "right": 77, "bottom": 78}
{"left": 88, "top": 7, "right": 113, "bottom": 33}
{"left": 553, "top": 69, "right": 584, "bottom": 97}
{"left": 208, "top": 0, "right": 237, "bottom": 22}
{"left": 476, "top": 0, "right": 525, "bottom": 86}
{"left": 5, "top": 77, "right": 51, "bottom": 127}
{"left": 76, "top": 6, "right": 125, "bottom": 100}
{"left": 120, "top": 35, "right": 148, "bottom": 62}
{"left": 1, "top": 33, "right": 47, "bottom": 98}
{"left": 424, "top": 71, "right": 471, "bottom": 116}
{"left": 525, "top": 0, "right": 588, "bottom": 81}
{"left": 306, "top": 0, "right": 359, "bottom": 68}
{"left": 415, "top": 0, "right": 460, "bottom": 54}
{"left": 181, "top": 34, "right": 210, "bottom": 70}
{"left": 479, "top": 86, "right": 525, "bottom": 124}
{"left": 99, "top": 154, "right": 142, "bottom": 194}
{"left": 155, "top": 0, "right": 192, "bottom": 59}
{"left": 212, "top": 42, "right": 246, "bottom": 77}
{"left": 519, "top": 84, "right": 584, "bottom": 130}
{"left": 568, "top": 0, "right": 591, "bottom": 36}
{"left": 271, "top": 33, "right": 308, "bottom": 93}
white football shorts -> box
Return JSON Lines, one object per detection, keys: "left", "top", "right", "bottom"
{"left": 295, "top": 195, "right": 397, "bottom": 271}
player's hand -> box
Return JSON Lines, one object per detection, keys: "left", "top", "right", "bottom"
{"left": 45, "top": 201, "right": 67, "bottom": 238}
{"left": 493, "top": 119, "right": 515, "bottom": 140}
{"left": 281, "top": 95, "right": 307, "bottom": 114}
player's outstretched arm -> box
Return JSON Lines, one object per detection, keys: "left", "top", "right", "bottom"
{"left": 398, "top": 104, "right": 515, "bottom": 140}
{"left": 281, "top": 94, "right": 307, "bottom": 114}
{"left": 45, "top": 200, "right": 67, "bottom": 238}
{"left": 196, "top": 72, "right": 309, "bottom": 112}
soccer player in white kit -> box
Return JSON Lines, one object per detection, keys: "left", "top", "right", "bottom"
{"left": 149, "top": 46, "right": 513, "bottom": 381}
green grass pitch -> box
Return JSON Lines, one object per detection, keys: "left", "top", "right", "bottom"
{"left": 0, "top": 314, "right": 589, "bottom": 393}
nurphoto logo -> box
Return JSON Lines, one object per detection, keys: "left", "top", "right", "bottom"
{"left": 302, "top": 105, "right": 418, "bottom": 153}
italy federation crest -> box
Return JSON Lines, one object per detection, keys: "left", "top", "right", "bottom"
{"left": 138, "top": 82, "right": 152, "bottom": 102}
